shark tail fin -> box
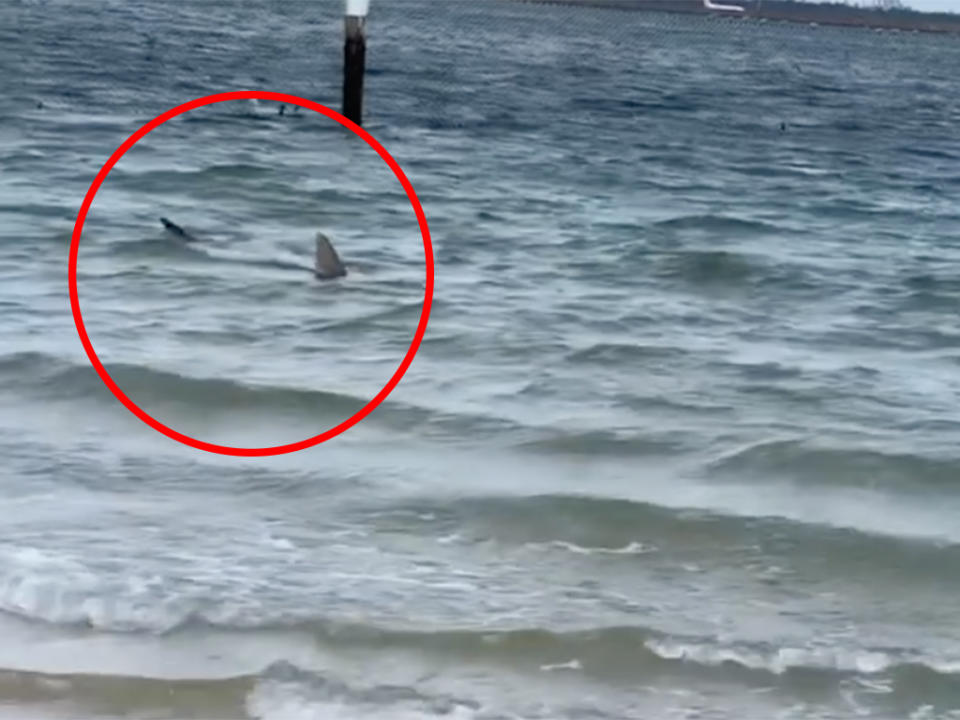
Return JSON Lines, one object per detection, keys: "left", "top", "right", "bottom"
{"left": 159, "top": 217, "right": 193, "bottom": 241}
{"left": 314, "top": 232, "right": 347, "bottom": 279}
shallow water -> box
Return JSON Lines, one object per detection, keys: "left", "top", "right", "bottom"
{"left": 1, "top": 1, "right": 959, "bottom": 718}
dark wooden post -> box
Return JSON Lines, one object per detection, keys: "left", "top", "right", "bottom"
{"left": 342, "top": 4, "right": 367, "bottom": 127}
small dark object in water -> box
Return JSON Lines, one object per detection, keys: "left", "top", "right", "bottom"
{"left": 158, "top": 217, "right": 346, "bottom": 280}
{"left": 779, "top": 121, "right": 787, "bottom": 132}
{"left": 159, "top": 217, "right": 196, "bottom": 242}
{"left": 278, "top": 105, "right": 286, "bottom": 116}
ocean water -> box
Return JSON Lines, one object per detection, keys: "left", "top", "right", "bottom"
{"left": 1, "top": 0, "right": 960, "bottom": 718}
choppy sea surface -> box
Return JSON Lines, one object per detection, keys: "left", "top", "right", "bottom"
{"left": 2, "top": 0, "right": 960, "bottom": 718}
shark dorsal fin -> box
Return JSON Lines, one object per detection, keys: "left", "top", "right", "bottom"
{"left": 314, "top": 232, "right": 347, "bottom": 279}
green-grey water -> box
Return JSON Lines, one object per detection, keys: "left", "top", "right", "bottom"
{"left": 1, "top": 1, "right": 959, "bottom": 718}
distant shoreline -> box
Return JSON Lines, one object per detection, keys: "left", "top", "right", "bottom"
{"left": 509, "top": 0, "right": 960, "bottom": 35}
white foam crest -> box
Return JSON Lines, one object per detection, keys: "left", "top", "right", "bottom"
{"left": 540, "top": 659, "right": 582, "bottom": 672}
{"left": 646, "top": 638, "right": 896, "bottom": 675}
{"left": 0, "top": 573, "right": 195, "bottom": 633}
{"left": 527, "top": 540, "right": 656, "bottom": 556}
{"left": 248, "top": 678, "right": 482, "bottom": 720}
{"left": 0, "top": 546, "right": 195, "bottom": 632}
{"left": 928, "top": 659, "right": 960, "bottom": 675}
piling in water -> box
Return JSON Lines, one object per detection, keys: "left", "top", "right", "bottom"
{"left": 342, "top": 13, "right": 366, "bottom": 126}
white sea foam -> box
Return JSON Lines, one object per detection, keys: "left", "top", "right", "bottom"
{"left": 540, "top": 658, "right": 582, "bottom": 672}
{"left": 0, "top": 545, "right": 196, "bottom": 633}
{"left": 247, "top": 677, "right": 482, "bottom": 720}
{"left": 527, "top": 540, "right": 656, "bottom": 556}
{"left": 646, "top": 637, "right": 896, "bottom": 675}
